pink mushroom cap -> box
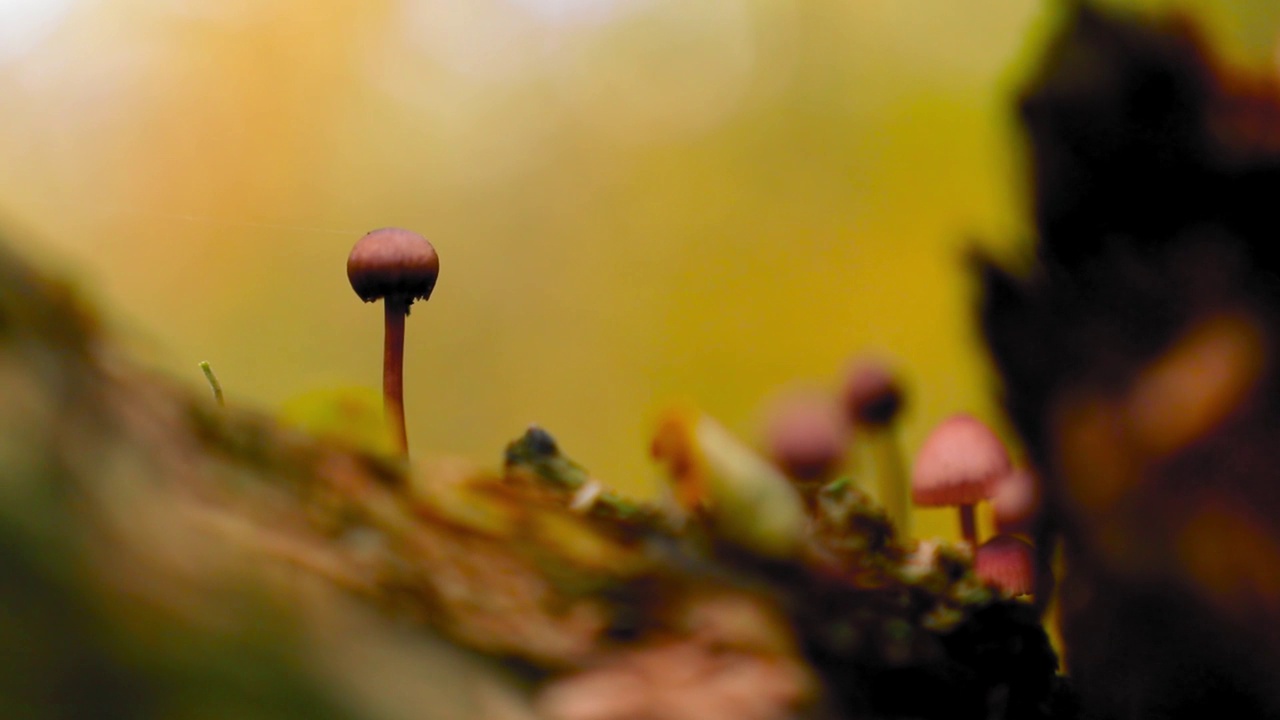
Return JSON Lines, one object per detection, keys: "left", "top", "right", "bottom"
{"left": 763, "top": 392, "right": 849, "bottom": 481}
{"left": 991, "top": 468, "right": 1040, "bottom": 534}
{"left": 911, "top": 414, "right": 1010, "bottom": 506}
{"left": 975, "top": 534, "right": 1034, "bottom": 596}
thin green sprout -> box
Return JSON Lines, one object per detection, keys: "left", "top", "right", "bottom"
{"left": 199, "top": 361, "right": 224, "bottom": 407}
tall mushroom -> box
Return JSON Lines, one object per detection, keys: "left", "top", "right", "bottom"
{"left": 841, "top": 358, "right": 909, "bottom": 533}
{"left": 347, "top": 227, "right": 439, "bottom": 457}
{"left": 911, "top": 414, "right": 1009, "bottom": 546}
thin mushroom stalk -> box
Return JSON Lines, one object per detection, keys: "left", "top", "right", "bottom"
{"left": 347, "top": 228, "right": 439, "bottom": 458}
{"left": 872, "top": 427, "right": 910, "bottom": 534}
{"left": 383, "top": 295, "right": 409, "bottom": 454}
{"left": 958, "top": 503, "right": 978, "bottom": 546}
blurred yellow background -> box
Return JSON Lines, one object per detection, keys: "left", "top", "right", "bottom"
{"left": 2, "top": 0, "right": 1278, "bottom": 540}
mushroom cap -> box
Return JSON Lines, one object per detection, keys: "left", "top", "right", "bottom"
{"left": 975, "top": 534, "right": 1034, "bottom": 596}
{"left": 991, "top": 467, "right": 1040, "bottom": 534}
{"left": 762, "top": 391, "right": 849, "bottom": 481}
{"left": 347, "top": 227, "right": 440, "bottom": 304}
{"left": 911, "top": 414, "right": 1009, "bottom": 506}
{"left": 841, "top": 359, "right": 904, "bottom": 427}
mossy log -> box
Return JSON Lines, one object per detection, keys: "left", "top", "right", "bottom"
{"left": 0, "top": 231, "right": 1067, "bottom": 720}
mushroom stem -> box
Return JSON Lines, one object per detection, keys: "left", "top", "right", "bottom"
{"left": 383, "top": 296, "right": 409, "bottom": 456}
{"left": 873, "top": 428, "right": 910, "bottom": 536}
{"left": 959, "top": 504, "right": 978, "bottom": 546}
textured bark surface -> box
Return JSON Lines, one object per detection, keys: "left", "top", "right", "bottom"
{"left": 978, "top": 5, "right": 1280, "bottom": 718}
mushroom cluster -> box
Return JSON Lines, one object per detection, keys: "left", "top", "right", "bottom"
{"left": 911, "top": 414, "right": 1041, "bottom": 597}
{"left": 756, "top": 357, "right": 910, "bottom": 531}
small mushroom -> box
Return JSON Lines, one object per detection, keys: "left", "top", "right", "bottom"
{"left": 990, "top": 467, "right": 1040, "bottom": 535}
{"left": 841, "top": 358, "right": 910, "bottom": 534}
{"left": 347, "top": 227, "right": 439, "bottom": 456}
{"left": 841, "top": 359, "right": 904, "bottom": 427}
{"left": 975, "top": 534, "right": 1034, "bottom": 597}
{"left": 760, "top": 390, "right": 849, "bottom": 506}
{"left": 911, "top": 414, "right": 1009, "bottom": 546}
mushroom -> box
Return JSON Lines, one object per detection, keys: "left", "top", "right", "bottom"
{"left": 911, "top": 414, "right": 1009, "bottom": 546}
{"left": 974, "top": 534, "right": 1034, "bottom": 597}
{"left": 347, "top": 227, "right": 440, "bottom": 456}
{"left": 760, "top": 390, "right": 849, "bottom": 506}
{"left": 842, "top": 359, "right": 904, "bottom": 427}
{"left": 840, "top": 358, "right": 910, "bottom": 533}
{"left": 990, "top": 467, "right": 1040, "bottom": 536}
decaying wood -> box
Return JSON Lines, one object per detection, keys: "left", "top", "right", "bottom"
{"left": 0, "top": 227, "right": 1066, "bottom": 719}
{"left": 978, "top": 4, "right": 1280, "bottom": 718}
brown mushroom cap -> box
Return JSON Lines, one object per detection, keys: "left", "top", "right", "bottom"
{"left": 347, "top": 227, "right": 440, "bottom": 305}
{"left": 911, "top": 414, "right": 1010, "bottom": 506}
{"left": 841, "top": 359, "right": 904, "bottom": 427}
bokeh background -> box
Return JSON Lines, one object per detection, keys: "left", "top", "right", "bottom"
{"left": 2, "top": 0, "right": 1278, "bottom": 539}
